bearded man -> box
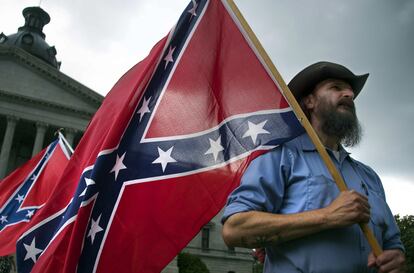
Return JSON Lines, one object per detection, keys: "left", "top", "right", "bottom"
{"left": 221, "top": 62, "right": 406, "bottom": 273}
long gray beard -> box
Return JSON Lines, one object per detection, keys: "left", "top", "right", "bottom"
{"left": 320, "top": 104, "right": 363, "bottom": 147}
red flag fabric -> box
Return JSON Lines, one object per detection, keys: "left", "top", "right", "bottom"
{"left": 16, "top": 1, "right": 303, "bottom": 272}
{"left": 0, "top": 136, "right": 71, "bottom": 256}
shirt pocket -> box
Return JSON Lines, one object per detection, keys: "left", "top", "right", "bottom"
{"left": 306, "top": 174, "right": 340, "bottom": 211}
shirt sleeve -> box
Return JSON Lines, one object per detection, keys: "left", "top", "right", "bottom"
{"left": 376, "top": 175, "right": 405, "bottom": 251}
{"left": 221, "top": 147, "right": 289, "bottom": 223}
{"left": 382, "top": 203, "right": 405, "bottom": 252}
{"left": 360, "top": 163, "right": 405, "bottom": 252}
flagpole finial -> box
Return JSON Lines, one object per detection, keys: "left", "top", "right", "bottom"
{"left": 55, "top": 129, "right": 75, "bottom": 154}
{"left": 54, "top": 128, "right": 64, "bottom": 136}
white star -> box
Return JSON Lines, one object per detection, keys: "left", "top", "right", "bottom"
{"left": 204, "top": 136, "right": 224, "bottom": 161}
{"left": 88, "top": 214, "right": 104, "bottom": 244}
{"left": 188, "top": 0, "right": 198, "bottom": 17}
{"left": 15, "top": 194, "right": 25, "bottom": 203}
{"left": 110, "top": 153, "right": 127, "bottom": 180}
{"left": 79, "top": 178, "right": 96, "bottom": 197}
{"left": 31, "top": 174, "right": 37, "bottom": 181}
{"left": 0, "top": 215, "right": 7, "bottom": 224}
{"left": 242, "top": 120, "right": 270, "bottom": 145}
{"left": 164, "top": 46, "right": 176, "bottom": 69}
{"left": 23, "top": 237, "right": 42, "bottom": 263}
{"left": 85, "top": 178, "right": 96, "bottom": 187}
{"left": 152, "top": 146, "right": 177, "bottom": 172}
{"left": 26, "top": 210, "right": 35, "bottom": 219}
{"left": 136, "top": 96, "right": 151, "bottom": 122}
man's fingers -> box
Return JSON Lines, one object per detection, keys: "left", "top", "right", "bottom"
{"left": 367, "top": 252, "right": 376, "bottom": 268}
{"left": 328, "top": 190, "right": 373, "bottom": 227}
{"left": 346, "top": 190, "right": 371, "bottom": 222}
{"left": 376, "top": 251, "right": 395, "bottom": 266}
{"left": 375, "top": 249, "right": 406, "bottom": 273}
{"left": 348, "top": 190, "right": 369, "bottom": 207}
{"left": 356, "top": 192, "right": 369, "bottom": 207}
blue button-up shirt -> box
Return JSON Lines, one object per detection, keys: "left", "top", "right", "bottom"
{"left": 223, "top": 133, "right": 403, "bottom": 273}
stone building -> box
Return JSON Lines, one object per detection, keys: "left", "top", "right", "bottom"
{"left": 0, "top": 6, "right": 103, "bottom": 179}
{"left": 0, "top": 6, "right": 254, "bottom": 273}
{"left": 182, "top": 209, "right": 255, "bottom": 273}
{"left": 162, "top": 207, "right": 255, "bottom": 273}
{"left": 0, "top": 6, "right": 103, "bottom": 273}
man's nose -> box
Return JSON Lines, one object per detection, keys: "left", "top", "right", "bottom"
{"left": 343, "top": 88, "right": 355, "bottom": 100}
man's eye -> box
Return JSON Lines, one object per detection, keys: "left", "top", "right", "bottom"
{"left": 331, "top": 85, "right": 340, "bottom": 90}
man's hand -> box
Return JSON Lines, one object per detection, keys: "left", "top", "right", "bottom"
{"left": 367, "top": 249, "right": 406, "bottom": 273}
{"left": 324, "top": 190, "right": 370, "bottom": 228}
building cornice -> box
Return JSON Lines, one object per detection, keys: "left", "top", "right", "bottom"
{"left": 0, "top": 88, "right": 95, "bottom": 118}
{"left": 0, "top": 45, "right": 104, "bottom": 107}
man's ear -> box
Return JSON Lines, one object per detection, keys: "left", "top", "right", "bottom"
{"left": 302, "top": 94, "right": 315, "bottom": 110}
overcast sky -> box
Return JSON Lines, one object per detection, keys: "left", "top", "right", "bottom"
{"left": 1, "top": 0, "right": 413, "bottom": 216}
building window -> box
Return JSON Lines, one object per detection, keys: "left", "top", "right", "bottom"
{"left": 201, "top": 227, "right": 210, "bottom": 251}
{"left": 22, "top": 34, "right": 34, "bottom": 45}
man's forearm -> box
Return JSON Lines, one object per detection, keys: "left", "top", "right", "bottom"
{"left": 222, "top": 209, "right": 331, "bottom": 248}
{"left": 222, "top": 190, "right": 370, "bottom": 248}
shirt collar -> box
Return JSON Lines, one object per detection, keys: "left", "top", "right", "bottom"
{"left": 298, "top": 133, "right": 351, "bottom": 157}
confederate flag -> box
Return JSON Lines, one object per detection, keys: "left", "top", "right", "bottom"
{"left": 0, "top": 135, "right": 71, "bottom": 256}
{"left": 16, "top": 0, "right": 303, "bottom": 272}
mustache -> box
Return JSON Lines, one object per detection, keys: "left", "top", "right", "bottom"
{"left": 337, "top": 98, "right": 355, "bottom": 109}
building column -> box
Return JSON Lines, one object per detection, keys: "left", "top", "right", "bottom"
{"left": 64, "top": 128, "right": 77, "bottom": 149}
{"left": 32, "top": 122, "right": 48, "bottom": 157}
{"left": 0, "top": 116, "right": 18, "bottom": 179}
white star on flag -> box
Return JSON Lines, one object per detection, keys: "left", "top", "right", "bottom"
{"left": 26, "top": 210, "right": 35, "bottom": 219}
{"left": 110, "top": 153, "right": 127, "bottom": 180}
{"left": 88, "top": 214, "right": 104, "bottom": 244}
{"left": 0, "top": 215, "right": 7, "bottom": 224}
{"left": 79, "top": 178, "right": 96, "bottom": 197}
{"left": 242, "top": 120, "right": 270, "bottom": 145}
{"left": 23, "top": 237, "right": 42, "bottom": 263}
{"left": 205, "top": 136, "right": 224, "bottom": 161}
{"left": 188, "top": 0, "right": 198, "bottom": 17}
{"left": 164, "top": 46, "right": 176, "bottom": 69}
{"left": 15, "top": 194, "right": 24, "bottom": 203}
{"left": 31, "top": 174, "right": 36, "bottom": 181}
{"left": 136, "top": 96, "right": 151, "bottom": 122}
{"left": 152, "top": 146, "right": 177, "bottom": 172}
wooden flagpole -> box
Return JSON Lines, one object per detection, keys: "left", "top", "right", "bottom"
{"left": 226, "top": 0, "right": 382, "bottom": 256}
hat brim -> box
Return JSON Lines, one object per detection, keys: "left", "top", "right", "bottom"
{"left": 288, "top": 62, "right": 369, "bottom": 100}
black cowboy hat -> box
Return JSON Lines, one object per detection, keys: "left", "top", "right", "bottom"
{"left": 288, "top": 61, "right": 369, "bottom": 100}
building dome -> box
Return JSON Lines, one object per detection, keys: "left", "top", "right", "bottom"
{"left": 0, "top": 6, "right": 60, "bottom": 69}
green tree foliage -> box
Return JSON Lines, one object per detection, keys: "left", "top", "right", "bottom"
{"left": 395, "top": 214, "right": 414, "bottom": 272}
{"left": 0, "top": 256, "right": 12, "bottom": 273}
{"left": 177, "top": 252, "right": 210, "bottom": 273}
